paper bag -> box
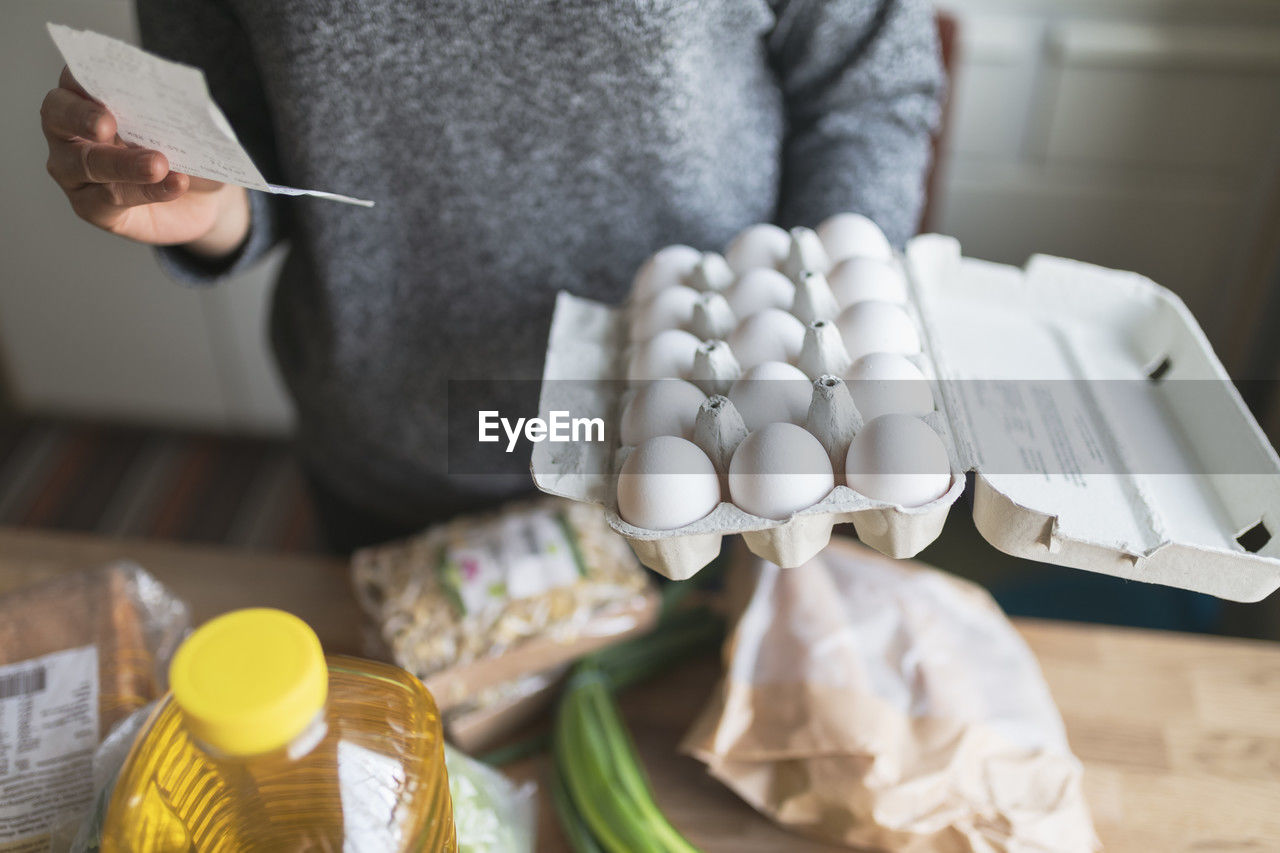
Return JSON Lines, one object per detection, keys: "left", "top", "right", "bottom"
{"left": 682, "top": 538, "right": 1098, "bottom": 852}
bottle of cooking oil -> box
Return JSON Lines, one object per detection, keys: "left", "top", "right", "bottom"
{"left": 100, "top": 608, "right": 456, "bottom": 852}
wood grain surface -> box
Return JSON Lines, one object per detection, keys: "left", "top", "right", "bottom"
{"left": 1, "top": 525, "right": 1277, "bottom": 852}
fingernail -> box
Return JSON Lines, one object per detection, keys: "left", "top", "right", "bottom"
{"left": 84, "top": 112, "right": 102, "bottom": 136}
{"left": 134, "top": 153, "right": 158, "bottom": 180}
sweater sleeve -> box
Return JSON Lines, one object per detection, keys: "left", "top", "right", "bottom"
{"left": 768, "top": 0, "right": 944, "bottom": 247}
{"left": 135, "top": 0, "right": 288, "bottom": 284}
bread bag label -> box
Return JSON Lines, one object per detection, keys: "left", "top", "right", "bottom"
{"left": 0, "top": 645, "right": 99, "bottom": 851}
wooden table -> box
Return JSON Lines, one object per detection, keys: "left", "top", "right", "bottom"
{"left": 2, "top": 525, "right": 1278, "bottom": 851}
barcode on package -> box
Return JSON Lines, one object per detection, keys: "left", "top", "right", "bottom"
{"left": 0, "top": 645, "right": 98, "bottom": 847}
{"left": 0, "top": 666, "right": 46, "bottom": 700}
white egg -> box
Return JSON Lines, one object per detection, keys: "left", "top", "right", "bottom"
{"left": 724, "top": 224, "right": 790, "bottom": 275}
{"left": 828, "top": 257, "right": 907, "bottom": 307}
{"left": 816, "top": 213, "right": 893, "bottom": 264}
{"left": 726, "top": 269, "right": 796, "bottom": 319}
{"left": 617, "top": 436, "right": 721, "bottom": 530}
{"left": 729, "top": 422, "right": 835, "bottom": 519}
{"left": 620, "top": 379, "right": 707, "bottom": 446}
{"left": 631, "top": 245, "right": 701, "bottom": 305}
{"left": 629, "top": 285, "right": 700, "bottom": 342}
{"left": 846, "top": 353, "right": 934, "bottom": 421}
{"left": 727, "top": 308, "right": 806, "bottom": 369}
{"left": 835, "top": 300, "right": 921, "bottom": 364}
{"left": 844, "top": 414, "right": 951, "bottom": 507}
{"left": 628, "top": 329, "right": 701, "bottom": 382}
{"left": 727, "top": 362, "right": 813, "bottom": 432}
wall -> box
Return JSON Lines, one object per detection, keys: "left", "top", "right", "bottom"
{"left": 934, "top": 0, "right": 1280, "bottom": 372}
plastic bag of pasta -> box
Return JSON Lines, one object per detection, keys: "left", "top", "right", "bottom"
{"left": 353, "top": 497, "right": 659, "bottom": 711}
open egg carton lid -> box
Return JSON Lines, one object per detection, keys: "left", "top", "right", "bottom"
{"left": 534, "top": 233, "right": 1280, "bottom": 601}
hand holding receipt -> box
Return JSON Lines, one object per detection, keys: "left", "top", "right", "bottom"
{"left": 47, "top": 24, "right": 373, "bottom": 207}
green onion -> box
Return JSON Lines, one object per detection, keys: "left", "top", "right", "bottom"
{"left": 554, "top": 667, "right": 701, "bottom": 853}
{"left": 547, "top": 566, "right": 725, "bottom": 851}
{"left": 551, "top": 760, "right": 605, "bottom": 853}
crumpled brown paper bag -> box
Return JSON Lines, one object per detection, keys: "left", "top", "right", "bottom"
{"left": 682, "top": 539, "right": 1099, "bottom": 852}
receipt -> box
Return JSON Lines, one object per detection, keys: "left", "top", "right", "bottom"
{"left": 47, "top": 23, "right": 374, "bottom": 207}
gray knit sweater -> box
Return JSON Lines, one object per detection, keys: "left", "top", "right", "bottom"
{"left": 137, "top": 0, "right": 942, "bottom": 526}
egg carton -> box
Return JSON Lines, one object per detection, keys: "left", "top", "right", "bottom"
{"left": 534, "top": 220, "right": 963, "bottom": 580}
{"left": 535, "top": 229, "right": 1280, "bottom": 601}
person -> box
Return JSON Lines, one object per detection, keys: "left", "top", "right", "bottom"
{"left": 40, "top": 0, "right": 943, "bottom": 552}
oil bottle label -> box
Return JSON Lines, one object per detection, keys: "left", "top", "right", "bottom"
{"left": 438, "top": 507, "right": 585, "bottom": 616}
{"left": 0, "top": 645, "right": 99, "bottom": 852}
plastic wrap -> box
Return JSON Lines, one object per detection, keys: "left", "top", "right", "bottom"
{"left": 0, "top": 563, "right": 190, "bottom": 851}
{"left": 68, "top": 702, "right": 158, "bottom": 852}
{"left": 445, "top": 744, "right": 537, "bottom": 853}
{"left": 353, "top": 497, "right": 660, "bottom": 710}
{"left": 683, "top": 539, "right": 1099, "bottom": 852}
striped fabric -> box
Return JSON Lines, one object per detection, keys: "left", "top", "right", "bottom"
{"left": 0, "top": 417, "right": 319, "bottom": 551}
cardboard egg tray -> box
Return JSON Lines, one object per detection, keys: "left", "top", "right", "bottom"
{"left": 534, "top": 233, "right": 1280, "bottom": 601}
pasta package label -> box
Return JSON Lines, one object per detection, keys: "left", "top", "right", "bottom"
{"left": 438, "top": 508, "right": 584, "bottom": 617}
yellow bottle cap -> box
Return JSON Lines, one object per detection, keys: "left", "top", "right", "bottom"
{"left": 170, "top": 608, "right": 327, "bottom": 756}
